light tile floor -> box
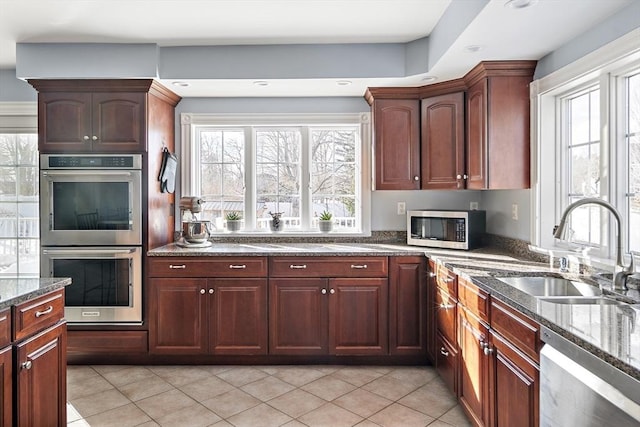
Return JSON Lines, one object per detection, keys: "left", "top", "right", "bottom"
{"left": 67, "top": 365, "right": 471, "bottom": 427}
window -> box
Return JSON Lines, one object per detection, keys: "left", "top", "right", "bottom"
{"left": 532, "top": 31, "right": 640, "bottom": 264}
{"left": 181, "top": 113, "right": 371, "bottom": 235}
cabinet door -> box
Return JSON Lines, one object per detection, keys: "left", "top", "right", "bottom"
{"left": 489, "top": 331, "right": 539, "bottom": 427}
{"left": 436, "top": 332, "right": 458, "bottom": 397}
{"left": 389, "top": 257, "right": 426, "bottom": 355}
{"left": 38, "top": 92, "right": 92, "bottom": 152}
{"left": 421, "top": 92, "right": 466, "bottom": 189}
{"left": 92, "top": 93, "right": 146, "bottom": 152}
{"left": 466, "top": 79, "right": 488, "bottom": 190}
{"left": 209, "top": 279, "right": 268, "bottom": 355}
{"left": 329, "top": 278, "right": 388, "bottom": 355}
{"left": 149, "top": 278, "right": 208, "bottom": 355}
{"left": 269, "top": 278, "right": 328, "bottom": 355}
{"left": 458, "top": 306, "right": 490, "bottom": 427}
{"left": 426, "top": 260, "right": 437, "bottom": 363}
{"left": 374, "top": 99, "right": 421, "bottom": 190}
{"left": 0, "top": 346, "right": 11, "bottom": 427}
{"left": 15, "top": 322, "right": 67, "bottom": 427}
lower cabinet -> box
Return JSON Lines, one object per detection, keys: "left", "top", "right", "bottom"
{"left": 15, "top": 321, "right": 67, "bottom": 427}
{"left": 269, "top": 278, "right": 388, "bottom": 355}
{"left": 0, "top": 346, "right": 11, "bottom": 427}
{"left": 149, "top": 278, "right": 268, "bottom": 355}
{"left": 389, "top": 256, "right": 426, "bottom": 355}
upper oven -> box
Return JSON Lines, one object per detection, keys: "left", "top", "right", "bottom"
{"left": 40, "top": 154, "right": 142, "bottom": 246}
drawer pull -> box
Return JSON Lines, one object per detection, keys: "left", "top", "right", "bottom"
{"left": 289, "top": 264, "right": 307, "bottom": 269}
{"left": 440, "top": 347, "right": 449, "bottom": 357}
{"left": 35, "top": 306, "right": 53, "bottom": 318}
{"left": 21, "top": 360, "right": 32, "bottom": 370}
{"left": 229, "top": 264, "right": 247, "bottom": 269}
{"left": 169, "top": 264, "right": 187, "bottom": 269}
{"left": 439, "top": 303, "right": 455, "bottom": 310}
{"left": 350, "top": 264, "right": 368, "bottom": 269}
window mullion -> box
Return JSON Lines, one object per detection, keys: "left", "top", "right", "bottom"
{"left": 300, "top": 126, "right": 311, "bottom": 231}
{"left": 245, "top": 127, "right": 256, "bottom": 231}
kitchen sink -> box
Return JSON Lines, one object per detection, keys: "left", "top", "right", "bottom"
{"left": 496, "top": 276, "right": 602, "bottom": 297}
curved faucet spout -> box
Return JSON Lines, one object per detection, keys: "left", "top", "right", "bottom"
{"left": 553, "top": 197, "right": 633, "bottom": 291}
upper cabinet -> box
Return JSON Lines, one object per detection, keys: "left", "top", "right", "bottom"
{"left": 371, "top": 98, "right": 421, "bottom": 190}
{"left": 28, "top": 79, "right": 181, "bottom": 154}
{"left": 365, "top": 60, "right": 536, "bottom": 190}
{"left": 464, "top": 62, "right": 536, "bottom": 189}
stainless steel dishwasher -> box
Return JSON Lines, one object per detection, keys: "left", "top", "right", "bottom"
{"left": 540, "top": 325, "right": 640, "bottom": 426}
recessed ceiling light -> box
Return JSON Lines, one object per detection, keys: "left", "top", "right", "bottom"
{"left": 464, "top": 45, "right": 483, "bottom": 53}
{"left": 505, "top": 0, "right": 538, "bottom": 9}
{"left": 336, "top": 80, "right": 352, "bottom": 86}
{"left": 253, "top": 80, "right": 269, "bottom": 87}
{"left": 421, "top": 76, "right": 437, "bottom": 82}
{"left": 172, "top": 81, "right": 190, "bottom": 87}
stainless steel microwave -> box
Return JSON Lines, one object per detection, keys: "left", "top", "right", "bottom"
{"left": 407, "top": 210, "right": 486, "bottom": 250}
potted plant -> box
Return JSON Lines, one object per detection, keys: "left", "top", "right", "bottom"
{"left": 318, "top": 210, "right": 333, "bottom": 232}
{"left": 225, "top": 211, "right": 242, "bottom": 232}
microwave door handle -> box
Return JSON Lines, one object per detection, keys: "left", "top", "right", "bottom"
{"left": 42, "top": 248, "right": 136, "bottom": 256}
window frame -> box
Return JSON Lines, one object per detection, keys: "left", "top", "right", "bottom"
{"left": 180, "top": 112, "right": 372, "bottom": 236}
{"left": 531, "top": 29, "right": 640, "bottom": 268}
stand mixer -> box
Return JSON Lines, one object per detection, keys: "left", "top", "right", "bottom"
{"left": 177, "top": 196, "right": 213, "bottom": 248}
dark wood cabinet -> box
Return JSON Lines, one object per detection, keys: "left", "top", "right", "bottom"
{"left": 389, "top": 256, "right": 426, "bottom": 355}
{"left": 269, "top": 277, "right": 388, "bottom": 356}
{"left": 436, "top": 332, "right": 458, "bottom": 397}
{"left": 0, "top": 346, "right": 10, "bottom": 427}
{"left": 458, "top": 305, "right": 491, "bottom": 427}
{"left": 36, "top": 88, "right": 146, "bottom": 153}
{"left": 426, "top": 260, "right": 437, "bottom": 363}
{"left": 489, "top": 330, "right": 539, "bottom": 427}
{"left": 421, "top": 92, "right": 466, "bottom": 189}
{"left": 464, "top": 62, "right": 536, "bottom": 189}
{"left": 372, "top": 98, "right": 421, "bottom": 190}
{"left": 14, "top": 322, "right": 67, "bottom": 427}
{"left": 149, "top": 257, "right": 268, "bottom": 356}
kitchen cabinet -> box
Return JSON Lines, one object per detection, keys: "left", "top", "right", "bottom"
{"left": 433, "top": 263, "right": 458, "bottom": 396}
{"left": 464, "top": 61, "right": 536, "bottom": 189}
{"left": 148, "top": 257, "right": 268, "bottom": 355}
{"left": 269, "top": 256, "right": 388, "bottom": 356}
{"left": 389, "top": 256, "right": 426, "bottom": 355}
{"left": 10, "top": 289, "right": 67, "bottom": 427}
{"left": 372, "top": 98, "right": 421, "bottom": 190}
{"left": 421, "top": 92, "right": 466, "bottom": 189}
{"left": 36, "top": 91, "right": 145, "bottom": 153}
{"left": 426, "top": 259, "right": 437, "bottom": 363}
{"left": 457, "top": 277, "right": 491, "bottom": 427}
{"left": 0, "top": 309, "right": 10, "bottom": 427}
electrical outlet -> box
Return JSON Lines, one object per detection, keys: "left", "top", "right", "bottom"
{"left": 512, "top": 203, "right": 519, "bottom": 220}
{"left": 397, "top": 202, "right": 406, "bottom": 215}
{"left": 470, "top": 202, "right": 479, "bottom": 210}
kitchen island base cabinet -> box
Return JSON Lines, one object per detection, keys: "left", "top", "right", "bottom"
{"left": 15, "top": 321, "right": 67, "bottom": 427}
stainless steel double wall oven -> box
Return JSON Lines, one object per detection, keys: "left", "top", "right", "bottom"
{"left": 40, "top": 154, "right": 143, "bottom": 323}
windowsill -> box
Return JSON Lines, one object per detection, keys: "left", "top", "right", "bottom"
{"left": 209, "top": 230, "right": 371, "bottom": 239}
{"left": 529, "top": 244, "right": 619, "bottom": 273}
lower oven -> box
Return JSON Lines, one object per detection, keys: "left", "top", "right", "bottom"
{"left": 40, "top": 246, "right": 142, "bottom": 324}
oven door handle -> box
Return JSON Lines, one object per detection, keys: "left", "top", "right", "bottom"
{"left": 42, "top": 170, "right": 136, "bottom": 178}
{"left": 42, "top": 248, "right": 136, "bottom": 256}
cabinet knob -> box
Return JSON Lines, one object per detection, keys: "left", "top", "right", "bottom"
{"left": 209, "top": 289, "right": 214, "bottom": 294}
{"left": 83, "top": 135, "right": 90, "bottom": 141}
{"left": 483, "top": 345, "right": 494, "bottom": 356}
{"left": 200, "top": 289, "right": 206, "bottom": 294}
{"left": 330, "top": 289, "right": 335, "bottom": 294}
{"left": 440, "top": 347, "right": 449, "bottom": 357}
{"left": 21, "top": 360, "right": 32, "bottom": 370}
{"left": 321, "top": 289, "right": 327, "bottom": 294}
{"left": 92, "top": 136, "right": 98, "bottom": 141}
{"left": 428, "top": 272, "right": 436, "bottom": 278}
{"left": 463, "top": 174, "right": 468, "bottom": 180}
{"left": 414, "top": 176, "right": 419, "bottom": 181}
{"left": 456, "top": 174, "right": 462, "bottom": 179}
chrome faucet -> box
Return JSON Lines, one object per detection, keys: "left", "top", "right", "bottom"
{"left": 553, "top": 197, "right": 634, "bottom": 291}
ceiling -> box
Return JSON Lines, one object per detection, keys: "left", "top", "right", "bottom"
{"left": 0, "top": 0, "right": 634, "bottom": 97}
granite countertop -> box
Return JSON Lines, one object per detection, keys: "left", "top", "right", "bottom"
{"left": 0, "top": 277, "right": 72, "bottom": 310}
{"left": 148, "top": 241, "right": 640, "bottom": 380}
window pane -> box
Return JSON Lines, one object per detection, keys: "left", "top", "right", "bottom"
{"left": 569, "top": 93, "right": 590, "bottom": 144}
{"left": 0, "top": 239, "right": 17, "bottom": 275}
{"left": 0, "top": 134, "right": 17, "bottom": 165}
{"left": 18, "top": 166, "right": 38, "bottom": 199}
{"left": 18, "top": 239, "right": 39, "bottom": 277}
{"left": 0, "top": 204, "right": 17, "bottom": 237}
{"left": 627, "top": 73, "right": 640, "bottom": 251}
{"left": 568, "top": 203, "right": 601, "bottom": 245}
{"left": 17, "top": 135, "right": 38, "bottom": 166}
{"left": 629, "top": 73, "right": 640, "bottom": 135}
{"left": 570, "top": 144, "right": 600, "bottom": 196}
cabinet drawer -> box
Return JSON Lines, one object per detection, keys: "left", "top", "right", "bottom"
{"left": 435, "top": 265, "right": 457, "bottom": 297}
{"left": 269, "top": 257, "right": 388, "bottom": 278}
{"left": 13, "top": 289, "right": 65, "bottom": 342}
{"left": 436, "top": 332, "right": 458, "bottom": 397}
{"left": 490, "top": 298, "right": 541, "bottom": 362}
{"left": 0, "top": 309, "right": 10, "bottom": 347}
{"left": 148, "top": 257, "right": 268, "bottom": 278}
{"left": 458, "top": 276, "right": 489, "bottom": 323}
{"left": 435, "top": 287, "right": 457, "bottom": 345}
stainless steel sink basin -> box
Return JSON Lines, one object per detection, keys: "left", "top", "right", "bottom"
{"left": 537, "top": 296, "right": 622, "bottom": 305}
{"left": 496, "top": 276, "right": 602, "bottom": 297}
